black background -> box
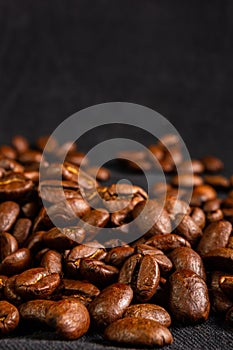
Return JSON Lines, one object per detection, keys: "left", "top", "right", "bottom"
{"left": 0, "top": 1, "right": 233, "bottom": 349}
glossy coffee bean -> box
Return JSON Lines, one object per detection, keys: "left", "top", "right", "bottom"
{"left": 0, "top": 248, "right": 31, "bottom": 275}
{"left": 80, "top": 259, "right": 119, "bottom": 287}
{"left": 89, "top": 283, "right": 133, "bottom": 328}
{"left": 201, "top": 156, "right": 224, "bottom": 173}
{"left": 0, "top": 202, "right": 20, "bottom": 232}
{"left": 104, "top": 317, "right": 173, "bottom": 347}
{"left": 13, "top": 218, "right": 32, "bottom": 246}
{"left": 169, "top": 269, "right": 210, "bottom": 324}
{"left": 0, "top": 232, "right": 18, "bottom": 261}
{"left": 123, "top": 304, "right": 171, "bottom": 327}
{"left": 145, "top": 234, "right": 191, "bottom": 252}
{"left": 40, "top": 250, "right": 63, "bottom": 274}
{"left": 0, "top": 301, "right": 20, "bottom": 335}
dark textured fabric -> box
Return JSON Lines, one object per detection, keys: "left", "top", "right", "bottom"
{"left": 0, "top": 1, "right": 233, "bottom": 349}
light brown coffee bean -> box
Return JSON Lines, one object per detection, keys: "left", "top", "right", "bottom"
{"left": 123, "top": 304, "right": 171, "bottom": 327}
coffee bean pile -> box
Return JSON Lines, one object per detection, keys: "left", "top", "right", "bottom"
{"left": 0, "top": 134, "right": 233, "bottom": 347}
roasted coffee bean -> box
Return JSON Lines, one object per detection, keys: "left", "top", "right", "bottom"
{"left": 206, "top": 209, "right": 224, "bottom": 222}
{"left": 80, "top": 259, "right": 119, "bottom": 287}
{"left": 89, "top": 283, "right": 133, "bottom": 328}
{"left": 104, "top": 317, "right": 173, "bottom": 347}
{"left": 179, "top": 159, "right": 204, "bottom": 174}
{"left": 123, "top": 304, "right": 171, "bottom": 327}
{"left": 12, "top": 135, "right": 29, "bottom": 154}
{"left": 119, "top": 254, "right": 160, "bottom": 302}
{"left": 164, "top": 196, "right": 191, "bottom": 220}
{"left": 191, "top": 185, "right": 217, "bottom": 205}
{"left": 169, "top": 269, "right": 210, "bottom": 324}
{"left": 175, "top": 214, "right": 203, "bottom": 245}
{"left": 0, "top": 248, "right": 31, "bottom": 275}
{"left": 133, "top": 200, "right": 171, "bottom": 236}
{"left": 0, "top": 202, "right": 20, "bottom": 232}
{"left": 204, "top": 248, "right": 233, "bottom": 272}
{"left": 0, "top": 158, "right": 24, "bottom": 173}
{"left": 66, "top": 243, "right": 106, "bottom": 275}
{"left": 197, "top": 221, "right": 232, "bottom": 257}
{"left": 19, "top": 150, "right": 42, "bottom": 164}
{"left": 25, "top": 231, "right": 45, "bottom": 252}
{"left": 15, "top": 267, "right": 60, "bottom": 299}
{"left": 62, "top": 279, "right": 100, "bottom": 302}
{"left": 146, "top": 234, "right": 191, "bottom": 252}
{"left": 36, "top": 135, "right": 58, "bottom": 153}
{"left": 0, "top": 145, "right": 17, "bottom": 159}
{"left": 136, "top": 244, "right": 173, "bottom": 274}
{"left": 190, "top": 207, "right": 206, "bottom": 229}
{"left": 204, "top": 175, "right": 230, "bottom": 189}
{"left": 65, "top": 151, "right": 87, "bottom": 167}
{"left": 22, "top": 201, "right": 39, "bottom": 219}
{"left": 20, "top": 299, "right": 90, "bottom": 339}
{"left": 80, "top": 208, "right": 110, "bottom": 241}
{"left": 41, "top": 250, "right": 63, "bottom": 274}
{"left": 105, "top": 246, "right": 134, "bottom": 267}
{"left": 43, "top": 227, "right": 85, "bottom": 250}
{"left": 152, "top": 182, "right": 172, "bottom": 197}
{"left": 203, "top": 198, "right": 221, "bottom": 212}
{"left": 210, "top": 271, "right": 233, "bottom": 314}
{"left": 168, "top": 247, "right": 206, "bottom": 280}
{"left": 222, "top": 208, "right": 233, "bottom": 223}
{"left": 0, "top": 232, "right": 18, "bottom": 261}
{"left": 0, "top": 301, "right": 20, "bottom": 335}
{"left": 222, "top": 197, "right": 233, "bottom": 208}
{"left": 171, "top": 174, "right": 203, "bottom": 187}
{"left": 13, "top": 218, "right": 32, "bottom": 246}
{"left": 39, "top": 179, "right": 81, "bottom": 204}
{"left": 4, "top": 275, "right": 23, "bottom": 305}
{"left": 0, "top": 174, "right": 34, "bottom": 201}
{"left": 201, "top": 156, "right": 224, "bottom": 173}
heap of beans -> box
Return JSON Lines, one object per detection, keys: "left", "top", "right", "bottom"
{"left": 0, "top": 134, "right": 233, "bottom": 347}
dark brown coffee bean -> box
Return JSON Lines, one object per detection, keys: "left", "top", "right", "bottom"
{"left": 105, "top": 246, "right": 134, "bottom": 267}
{"left": 204, "top": 175, "right": 230, "bottom": 189}
{"left": 191, "top": 185, "right": 217, "bottom": 205}
{"left": 41, "top": 250, "right": 63, "bottom": 274}
{"left": 179, "top": 159, "right": 204, "bottom": 174}
{"left": 89, "top": 283, "right": 133, "bottom": 328}
{"left": 164, "top": 196, "right": 191, "bottom": 220}
{"left": 133, "top": 200, "right": 171, "bottom": 236}
{"left": 47, "top": 299, "right": 90, "bottom": 339}
{"left": 22, "top": 201, "right": 39, "bottom": 219}
{"left": 19, "top": 150, "right": 42, "bottom": 164}
{"left": 104, "top": 317, "right": 173, "bottom": 347}
{"left": 81, "top": 208, "right": 110, "bottom": 241}
{"left": 15, "top": 267, "right": 60, "bottom": 299}
{"left": 203, "top": 198, "right": 221, "bottom": 212}
{"left": 175, "top": 214, "right": 203, "bottom": 245}
{"left": 62, "top": 279, "right": 100, "bottom": 301}
{"left": 39, "top": 179, "right": 81, "bottom": 204}
{"left": 204, "top": 248, "right": 233, "bottom": 272}
{"left": 197, "top": 221, "right": 232, "bottom": 257}
{"left": 0, "top": 301, "right": 19, "bottom": 335}
{"left": 136, "top": 244, "right": 173, "bottom": 274}
{"left": 0, "top": 174, "right": 34, "bottom": 201}
{"left": 0, "top": 145, "right": 17, "bottom": 159}
{"left": 206, "top": 209, "right": 224, "bottom": 223}
{"left": 0, "top": 158, "right": 24, "bottom": 173}
{"left": 12, "top": 135, "right": 29, "bottom": 154}
{"left": 0, "top": 232, "right": 18, "bottom": 261}
{"left": 4, "top": 275, "right": 23, "bottom": 305}
{"left": 169, "top": 269, "right": 210, "bottom": 324}
{"left": 124, "top": 304, "right": 171, "bottom": 327}
{"left": 201, "top": 156, "right": 224, "bottom": 172}
{"left": 219, "top": 275, "right": 233, "bottom": 299}
{"left": 222, "top": 197, "right": 233, "bottom": 208}
{"left": 65, "top": 151, "right": 88, "bottom": 167}
{"left": 20, "top": 299, "right": 90, "bottom": 340}
{"left": 66, "top": 243, "right": 106, "bottom": 276}
{"left": 0, "top": 202, "right": 20, "bottom": 232}
{"left": 168, "top": 247, "right": 206, "bottom": 280}
{"left": 12, "top": 218, "right": 32, "bottom": 246}
{"left": 36, "top": 135, "right": 58, "bottom": 153}
{"left": 171, "top": 174, "right": 203, "bottom": 187}
{"left": 43, "top": 227, "right": 84, "bottom": 250}
{"left": 80, "top": 259, "right": 119, "bottom": 287}
{"left": 190, "top": 207, "right": 206, "bottom": 229}
{"left": 146, "top": 234, "right": 191, "bottom": 252}
{"left": 119, "top": 254, "right": 160, "bottom": 302}
{"left": 210, "top": 271, "right": 233, "bottom": 314}
{"left": 0, "top": 248, "right": 31, "bottom": 275}
{"left": 222, "top": 208, "right": 233, "bottom": 223}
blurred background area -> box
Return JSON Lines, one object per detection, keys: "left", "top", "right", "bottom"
{"left": 0, "top": 0, "right": 232, "bottom": 170}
